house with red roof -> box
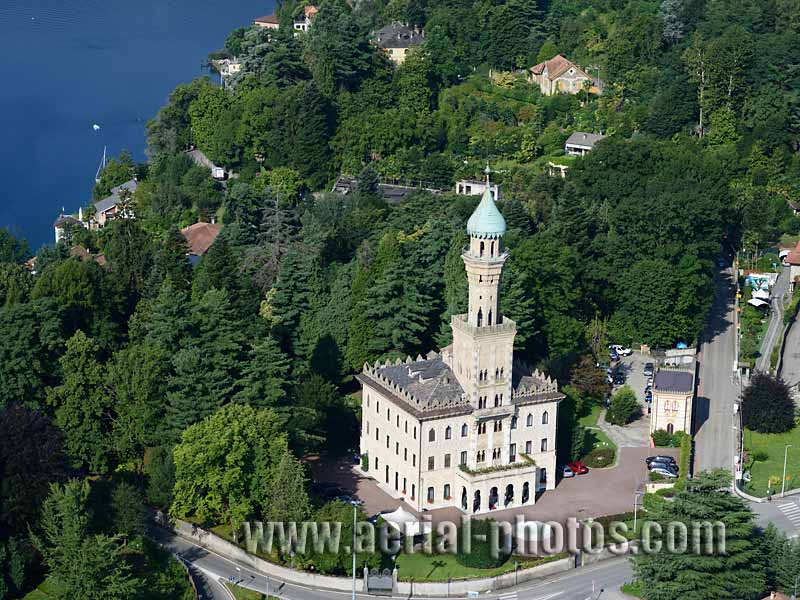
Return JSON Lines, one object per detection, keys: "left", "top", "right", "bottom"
{"left": 528, "top": 54, "right": 602, "bottom": 96}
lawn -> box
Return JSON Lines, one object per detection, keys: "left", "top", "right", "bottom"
{"left": 224, "top": 583, "right": 272, "bottom": 600}
{"left": 578, "top": 404, "right": 617, "bottom": 462}
{"left": 744, "top": 426, "right": 800, "bottom": 497}
{"left": 394, "top": 552, "right": 563, "bottom": 582}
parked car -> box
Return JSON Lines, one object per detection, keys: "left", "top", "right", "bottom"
{"left": 335, "top": 494, "right": 364, "bottom": 506}
{"left": 568, "top": 461, "right": 589, "bottom": 475}
{"left": 643, "top": 362, "right": 654, "bottom": 377}
{"left": 613, "top": 372, "right": 626, "bottom": 385}
{"left": 609, "top": 349, "right": 619, "bottom": 362}
{"left": 560, "top": 464, "right": 575, "bottom": 478}
{"left": 651, "top": 466, "right": 678, "bottom": 479}
{"left": 644, "top": 385, "right": 652, "bottom": 394}
{"left": 610, "top": 344, "right": 633, "bottom": 356}
{"left": 645, "top": 455, "right": 678, "bottom": 467}
{"left": 648, "top": 461, "right": 678, "bottom": 475}
{"left": 644, "top": 390, "right": 653, "bottom": 403}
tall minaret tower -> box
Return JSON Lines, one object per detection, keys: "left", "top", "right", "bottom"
{"left": 449, "top": 167, "right": 516, "bottom": 408}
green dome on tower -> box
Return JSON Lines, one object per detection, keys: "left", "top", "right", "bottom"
{"left": 466, "top": 183, "right": 506, "bottom": 239}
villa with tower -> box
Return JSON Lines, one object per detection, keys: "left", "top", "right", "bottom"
{"left": 358, "top": 175, "right": 563, "bottom": 514}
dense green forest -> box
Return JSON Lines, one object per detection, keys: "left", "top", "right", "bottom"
{"left": 1, "top": 0, "right": 800, "bottom": 596}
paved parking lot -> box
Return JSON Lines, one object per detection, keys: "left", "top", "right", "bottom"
{"left": 311, "top": 446, "right": 679, "bottom": 526}
{"left": 603, "top": 352, "right": 653, "bottom": 446}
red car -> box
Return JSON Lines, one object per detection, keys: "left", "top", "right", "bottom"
{"left": 568, "top": 461, "right": 589, "bottom": 475}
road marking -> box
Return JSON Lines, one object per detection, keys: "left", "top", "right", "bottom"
{"left": 777, "top": 502, "right": 800, "bottom": 528}
{"left": 497, "top": 593, "right": 518, "bottom": 600}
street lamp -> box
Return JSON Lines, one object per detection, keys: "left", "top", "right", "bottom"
{"left": 633, "top": 492, "right": 645, "bottom": 535}
{"left": 782, "top": 445, "right": 794, "bottom": 498}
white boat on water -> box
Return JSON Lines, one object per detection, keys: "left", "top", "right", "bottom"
{"left": 92, "top": 124, "right": 100, "bottom": 131}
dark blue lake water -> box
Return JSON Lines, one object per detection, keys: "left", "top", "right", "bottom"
{"left": 0, "top": 0, "right": 271, "bottom": 249}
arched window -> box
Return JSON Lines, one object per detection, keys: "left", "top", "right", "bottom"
{"left": 461, "top": 423, "right": 468, "bottom": 437}
{"left": 542, "top": 411, "right": 549, "bottom": 425}
{"left": 494, "top": 394, "right": 499, "bottom": 407}
{"left": 477, "top": 308, "right": 483, "bottom": 327}
{"left": 522, "top": 482, "right": 530, "bottom": 504}
{"left": 526, "top": 413, "right": 533, "bottom": 427}
{"left": 667, "top": 423, "right": 674, "bottom": 435}
{"left": 444, "top": 484, "right": 451, "bottom": 499}
{"left": 488, "top": 310, "right": 493, "bottom": 326}
{"left": 428, "top": 428, "right": 436, "bottom": 442}
{"left": 490, "top": 240, "right": 495, "bottom": 256}
{"left": 445, "top": 426, "right": 452, "bottom": 440}
{"left": 479, "top": 241, "right": 485, "bottom": 257}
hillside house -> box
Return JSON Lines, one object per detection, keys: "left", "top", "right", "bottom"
{"left": 93, "top": 179, "right": 138, "bottom": 227}
{"left": 528, "top": 55, "right": 601, "bottom": 96}
{"left": 564, "top": 132, "right": 606, "bottom": 156}
{"left": 181, "top": 222, "right": 222, "bottom": 264}
{"left": 293, "top": 5, "right": 318, "bottom": 32}
{"left": 254, "top": 14, "right": 280, "bottom": 29}
{"left": 372, "top": 22, "right": 425, "bottom": 65}
{"left": 54, "top": 212, "right": 86, "bottom": 244}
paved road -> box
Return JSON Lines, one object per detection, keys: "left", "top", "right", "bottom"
{"left": 694, "top": 268, "right": 738, "bottom": 473}
{"left": 756, "top": 268, "right": 790, "bottom": 373}
{"left": 153, "top": 525, "right": 635, "bottom": 600}
{"left": 749, "top": 494, "right": 800, "bottom": 539}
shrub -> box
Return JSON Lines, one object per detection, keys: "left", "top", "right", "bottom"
{"left": 605, "top": 386, "right": 640, "bottom": 426}
{"left": 652, "top": 429, "right": 673, "bottom": 447}
{"left": 673, "top": 432, "right": 692, "bottom": 491}
{"left": 742, "top": 372, "right": 795, "bottom": 433}
{"left": 649, "top": 471, "right": 665, "bottom": 482}
{"left": 361, "top": 453, "right": 369, "bottom": 471}
{"left": 456, "top": 519, "right": 510, "bottom": 569}
{"left": 751, "top": 450, "right": 769, "bottom": 462}
{"left": 584, "top": 447, "right": 615, "bottom": 468}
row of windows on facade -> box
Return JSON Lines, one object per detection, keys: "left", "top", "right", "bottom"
{"left": 366, "top": 413, "right": 548, "bottom": 448}
{"left": 370, "top": 437, "right": 548, "bottom": 473}
{"left": 364, "top": 396, "right": 549, "bottom": 442}
{"left": 477, "top": 368, "right": 504, "bottom": 381}
{"left": 376, "top": 466, "right": 546, "bottom": 506}
{"left": 662, "top": 400, "right": 683, "bottom": 411}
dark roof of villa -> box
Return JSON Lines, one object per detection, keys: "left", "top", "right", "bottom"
{"left": 654, "top": 369, "right": 694, "bottom": 394}
{"left": 359, "top": 352, "right": 563, "bottom": 420}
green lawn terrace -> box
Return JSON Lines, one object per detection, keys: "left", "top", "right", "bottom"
{"left": 744, "top": 426, "right": 800, "bottom": 497}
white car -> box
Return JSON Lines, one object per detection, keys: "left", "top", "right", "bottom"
{"left": 610, "top": 344, "right": 632, "bottom": 356}
{"left": 651, "top": 467, "right": 678, "bottom": 479}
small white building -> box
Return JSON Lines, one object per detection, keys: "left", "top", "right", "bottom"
{"left": 564, "top": 132, "right": 606, "bottom": 156}
{"left": 455, "top": 179, "right": 500, "bottom": 200}
{"left": 293, "top": 5, "right": 318, "bottom": 32}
